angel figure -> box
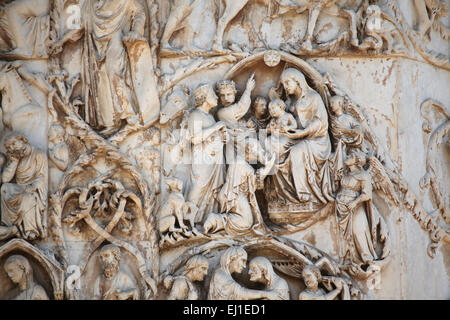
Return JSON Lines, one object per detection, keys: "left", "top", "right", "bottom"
{"left": 336, "top": 153, "right": 393, "bottom": 268}
{"left": 329, "top": 95, "right": 364, "bottom": 153}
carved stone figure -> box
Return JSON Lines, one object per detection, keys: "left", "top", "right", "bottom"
{"left": 0, "top": 0, "right": 50, "bottom": 58}
{"left": 80, "top": 0, "right": 149, "bottom": 134}
{"left": 208, "top": 246, "right": 282, "bottom": 300}
{"left": 217, "top": 74, "right": 256, "bottom": 165}
{"left": 160, "top": 0, "right": 201, "bottom": 53}
{"left": 130, "top": 128, "right": 161, "bottom": 194}
{"left": 414, "top": 0, "right": 449, "bottom": 38}
{"left": 204, "top": 138, "right": 274, "bottom": 236}
{"left": 212, "top": 0, "right": 251, "bottom": 52}
{"left": 265, "top": 68, "right": 333, "bottom": 219}
{"left": 160, "top": 88, "right": 190, "bottom": 128}
{"left": 217, "top": 75, "right": 256, "bottom": 129}
{"left": 246, "top": 96, "right": 270, "bottom": 132}
{"left": 0, "top": 62, "right": 47, "bottom": 135}
{"left": 0, "top": 0, "right": 447, "bottom": 301}
{"left": 248, "top": 257, "right": 290, "bottom": 300}
{"left": 336, "top": 153, "right": 390, "bottom": 266}
{"left": 48, "top": 124, "right": 69, "bottom": 193}
{"left": 298, "top": 264, "right": 345, "bottom": 300}
{"left": 266, "top": 98, "right": 297, "bottom": 163}
{"left": 0, "top": 134, "right": 48, "bottom": 241}
{"left": 273, "top": 0, "right": 361, "bottom": 50}
{"left": 4, "top": 254, "right": 49, "bottom": 300}
{"left": 358, "top": 5, "right": 407, "bottom": 54}
{"left": 94, "top": 244, "right": 139, "bottom": 300}
{"left": 329, "top": 95, "right": 364, "bottom": 153}
{"left": 186, "top": 84, "right": 226, "bottom": 221}
{"left": 164, "top": 254, "right": 209, "bottom": 300}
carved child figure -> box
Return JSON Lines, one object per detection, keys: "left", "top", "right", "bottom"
{"left": 267, "top": 99, "right": 297, "bottom": 136}
{"left": 94, "top": 244, "right": 139, "bottom": 300}
{"left": 266, "top": 99, "right": 297, "bottom": 162}
{"left": 164, "top": 255, "right": 209, "bottom": 300}
{"left": 4, "top": 254, "right": 49, "bottom": 300}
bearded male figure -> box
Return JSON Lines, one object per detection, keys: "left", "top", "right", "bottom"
{"left": 1, "top": 134, "right": 47, "bottom": 241}
{"left": 93, "top": 244, "right": 139, "bottom": 300}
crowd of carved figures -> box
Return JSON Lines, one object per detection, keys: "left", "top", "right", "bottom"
{"left": 0, "top": 0, "right": 448, "bottom": 300}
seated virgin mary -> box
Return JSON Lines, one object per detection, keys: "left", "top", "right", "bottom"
{"left": 264, "top": 68, "right": 334, "bottom": 223}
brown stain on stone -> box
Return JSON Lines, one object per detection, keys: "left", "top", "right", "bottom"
{"left": 303, "top": 232, "right": 316, "bottom": 247}
{"left": 283, "top": 19, "right": 293, "bottom": 39}
{"left": 382, "top": 62, "right": 395, "bottom": 86}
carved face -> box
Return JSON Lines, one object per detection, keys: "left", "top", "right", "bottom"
{"left": 330, "top": 98, "right": 344, "bottom": 116}
{"left": 219, "top": 88, "right": 236, "bottom": 106}
{"left": 49, "top": 129, "right": 65, "bottom": 145}
{"left": 282, "top": 78, "right": 298, "bottom": 96}
{"left": 253, "top": 100, "right": 267, "bottom": 118}
{"left": 6, "top": 137, "right": 29, "bottom": 158}
{"left": 150, "top": 132, "right": 161, "bottom": 146}
{"left": 302, "top": 269, "right": 318, "bottom": 290}
{"left": 4, "top": 261, "right": 24, "bottom": 284}
{"left": 269, "top": 102, "right": 284, "bottom": 119}
{"left": 100, "top": 249, "right": 119, "bottom": 279}
{"left": 230, "top": 255, "right": 247, "bottom": 274}
{"left": 248, "top": 262, "right": 264, "bottom": 283}
{"left": 191, "top": 264, "right": 209, "bottom": 282}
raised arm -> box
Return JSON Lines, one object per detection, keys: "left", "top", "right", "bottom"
{"left": 217, "top": 74, "right": 255, "bottom": 123}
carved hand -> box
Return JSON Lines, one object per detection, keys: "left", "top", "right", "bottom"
{"left": 346, "top": 201, "right": 358, "bottom": 211}
{"left": 246, "top": 73, "right": 256, "bottom": 92}
{"left": 286, "top": 129, "right": 306, "bottom": 139}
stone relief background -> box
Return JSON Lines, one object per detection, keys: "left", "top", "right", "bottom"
{"left": 0, "top": 0, "right": 448, "bottom": 300}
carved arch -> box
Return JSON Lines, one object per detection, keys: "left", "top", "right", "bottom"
{"left": 224, "top": 50, "right": 331, "bottom": 108}
{"left": 0, "top": 239, "right": 64, "bottom": 299}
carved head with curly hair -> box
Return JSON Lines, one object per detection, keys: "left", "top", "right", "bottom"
{"left": 216, "top": 80, "right": 237, "bottom": 107}
{"left": 194, "top": 84, "right": 218, "bottom": 111}
{"left": 4, "top": 133, "right": 31, "bottom": 158}
{"left": 99, "top": 244, "right": 121, "bottom": 279}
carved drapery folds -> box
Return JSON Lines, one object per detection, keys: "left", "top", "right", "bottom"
{"left": 0, "top": 0, "right": 448, "bottom": 299}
